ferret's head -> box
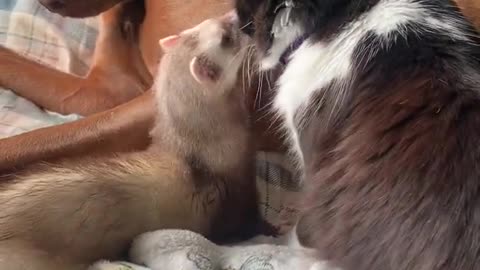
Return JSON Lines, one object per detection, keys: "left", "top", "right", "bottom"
{"left": 156, "top": 11, "right": 251, "bottom": 98}
{"left": 151, "top": 12, "right": 253, "bottom": 156}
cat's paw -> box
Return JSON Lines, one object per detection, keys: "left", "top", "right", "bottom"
{"left": 88, "top": 261, "right": 150, "bottom": 270}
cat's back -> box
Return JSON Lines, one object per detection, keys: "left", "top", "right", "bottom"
{"left": 298, "top": 75, "right": 480, "bottom": 270}
{"left": 296, "top": 1, "right": 480, "bottom": 270}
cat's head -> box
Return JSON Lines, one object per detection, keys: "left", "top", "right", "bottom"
{"left": 235, "top": 0, "right": 376, "bottom": 69}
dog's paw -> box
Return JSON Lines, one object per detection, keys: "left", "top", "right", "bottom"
{"left": 88, "top": 261, "right": 150, "bottom": 270}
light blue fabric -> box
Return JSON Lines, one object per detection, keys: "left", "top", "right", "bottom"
{"left": 0, "top": 0, "right": 98, "bottom": 138}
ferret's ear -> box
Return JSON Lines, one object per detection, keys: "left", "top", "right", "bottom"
{"left": 189, "top": 56, "right": 220, "bottom": 84}
{"left": 159, "top": 35, "right": 180, "bottom": 51}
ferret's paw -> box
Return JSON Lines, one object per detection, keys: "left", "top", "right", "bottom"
{"left": 88, "top": 261, "right": 150, "bottom": 270}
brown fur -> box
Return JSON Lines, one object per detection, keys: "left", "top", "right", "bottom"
{"left": 456, "top": 0, "right": 480, "bottom": 29}
{"left": 0, "top": 17, "right": 264, "bottom": 270}
{"left": 38, "top": 0, "right": 124, "bottom": 18}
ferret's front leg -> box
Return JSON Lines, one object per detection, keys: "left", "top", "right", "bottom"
{"left": 89, "top": 261, "right": 150, "bottom": 270}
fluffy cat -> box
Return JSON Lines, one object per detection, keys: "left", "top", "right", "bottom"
{"left": 235, "top": 0, "right": 480, "bottom": 269}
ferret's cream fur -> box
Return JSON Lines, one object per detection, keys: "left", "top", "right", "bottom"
{"left": 0, "top": 15, "right": 256, "bottom": 270}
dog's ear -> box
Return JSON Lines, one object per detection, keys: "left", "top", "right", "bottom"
{"left": 159, "top": 35, "right": 180, "bottom": 51}
{"left": 189, "top": 56, "right": 220, "bottom": 84}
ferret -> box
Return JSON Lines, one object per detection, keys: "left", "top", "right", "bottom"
{"left": 0, "top": 12, "right": 263, "bottom": 270}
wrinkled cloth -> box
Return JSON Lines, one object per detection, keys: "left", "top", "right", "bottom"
{"left": 90, "top": 229, "right": 334, "bottom": 270}
{"left": 0, "top": 0, "right": 96, "bottom": 138}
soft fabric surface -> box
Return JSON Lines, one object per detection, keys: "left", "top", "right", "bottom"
{"left": 90, "top": 229, "right": 330, "bottom": 270}
{"left": 0, "top": 0, "right": 95, "bottom": 138}
{"left": 0, "top": 1, "right": 312, "bottom": 268}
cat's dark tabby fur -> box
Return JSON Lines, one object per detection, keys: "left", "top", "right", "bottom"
{"left": 235, "top": 0, "right": 480, "bottom": 269}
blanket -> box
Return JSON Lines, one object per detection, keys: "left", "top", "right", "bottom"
{"left": 90, "top": 229, "right": 333, "bottom": 270}
{"left": 0, "top": 1, "right": 317, "bottom": 269}
{"left": 0, "top": 0, "right": 94, "bottom": 138}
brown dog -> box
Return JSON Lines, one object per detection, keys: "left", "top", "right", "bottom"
{"left": 0, "top": 0, "right": 286, "bottom": 173}
{"left": 457, "top": 0, "right": 480, "bottom": 28}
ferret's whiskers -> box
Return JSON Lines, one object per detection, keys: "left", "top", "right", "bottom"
{"left": 228, "top": 46, "right": 249, "bottom": 71}
{"left": 240, "top": 20, "right": 253, "bottom": 31}
{"left": 247, "top": 46, "right": 256, "bottom": 85}
{"left": 227, "top": 44, "right": 256, "bottom": 95}
{"left": 255, "top": 99, "right": 275, "bottom": 121}
{"left": 255, "top": 70, "right": 265, "bottom": 110}
{"left": 241, "top": 57, "right": 247, "bottom": 95}
{"left": 236, "top": 45, "right": 257, "bottom": 96}
{"left": 265, "top": 70, "right": 273, "bottom": 92}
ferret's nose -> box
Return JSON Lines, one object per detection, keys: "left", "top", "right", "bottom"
{"left": 219, "top": 10, "right": 243, "bottom": 48}
{"left": 220, "top": 10, "right": 239, "bottom": 25}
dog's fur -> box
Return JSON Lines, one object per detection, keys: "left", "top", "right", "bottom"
{"left": 457, "top": 0, "right": 480, "bottom": 28}
{"left": 38, "top": 0, "right": 124, "bottom": 18}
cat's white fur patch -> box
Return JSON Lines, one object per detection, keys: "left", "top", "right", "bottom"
{"left": 272, "top": 0, "right": 467, "bottom": 168}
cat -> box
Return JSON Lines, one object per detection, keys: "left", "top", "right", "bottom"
{"left": 235, "top": 0, "right": 480, "bottom": 269}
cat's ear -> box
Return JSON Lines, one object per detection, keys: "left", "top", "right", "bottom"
{"left": 189, "top": 56, "right": 220, "bottom": 84}
{"left": 159, "top": 35, "right": 180, "bottom": 51}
